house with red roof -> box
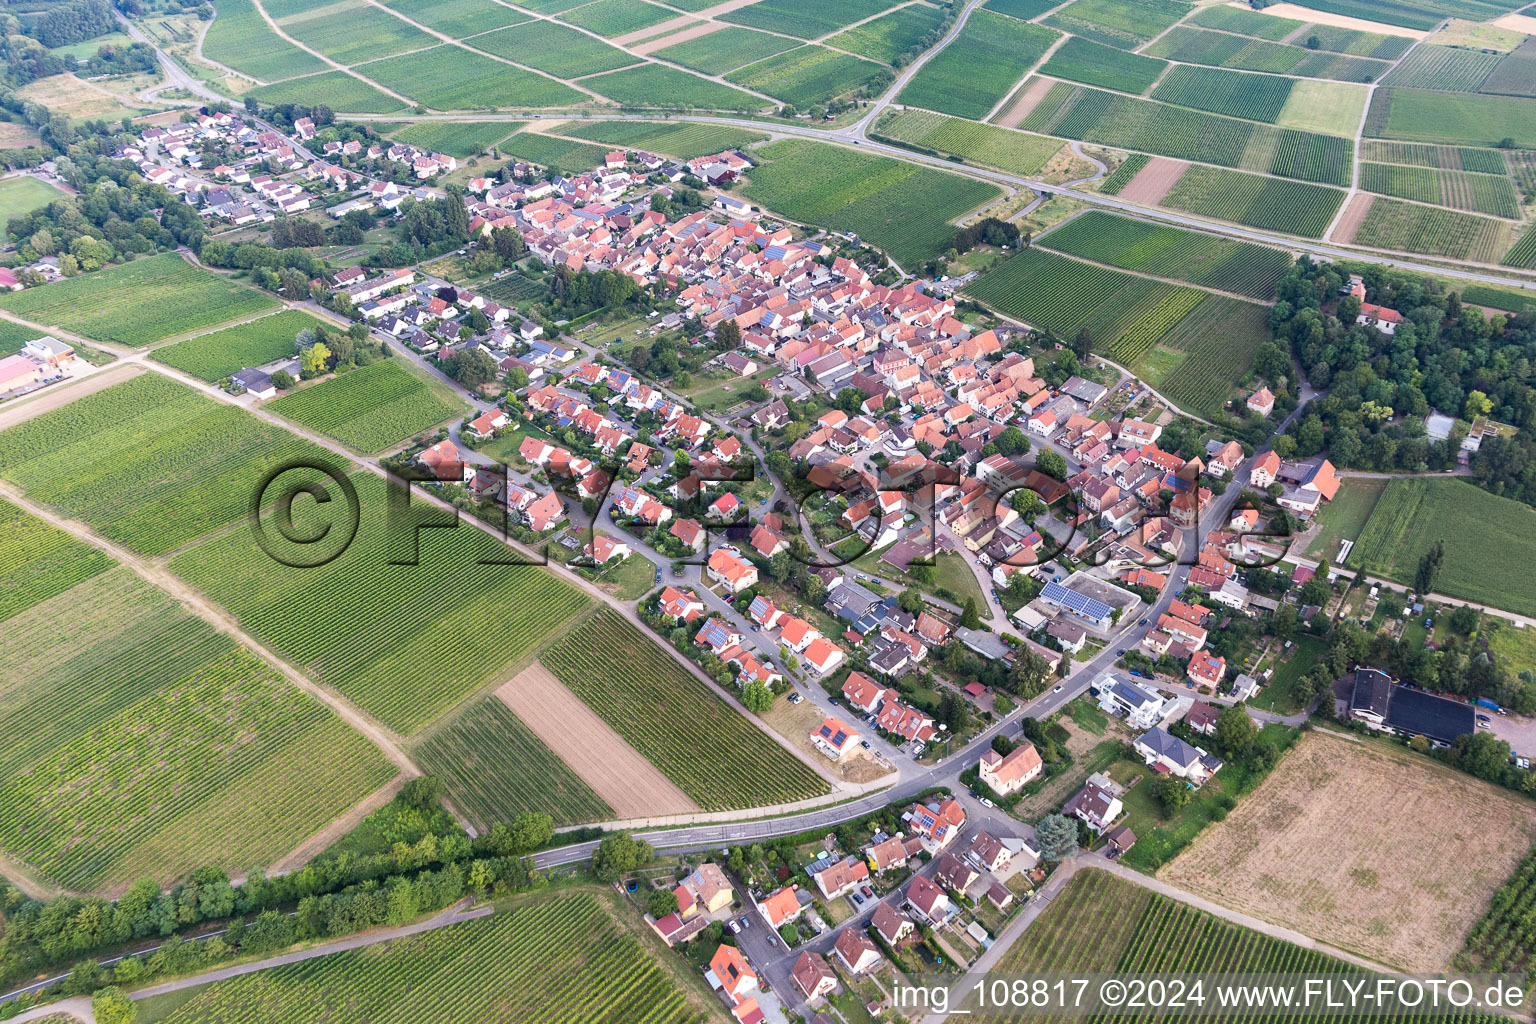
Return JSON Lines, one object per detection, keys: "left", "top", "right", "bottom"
{"left": 467, "top": 408, "right": 508, "bottom": 438}
{"left": 708, "top": 943, "right": 759, "bottom": 1008}
{"left": 1356, "top": 302, "right": 1403, "bottom": 335}
{"left": 906, "top": 797, "right": 965, "bottom": 851}
{"left": 659, "top": 586, "right": 706, "bottom": 622}
{"left": 833, "top": 928, "right": 881, "bottom": 975}
{"left": 1246, "top": 387, "right": 1275, "bottom": 418}
{"left": 906, "top": 874, "right": 950, "bottom": 923}
{"left": 792, "top": 951, "right": 837, "bottom": 1002}
{"left": 1187, "top": 649, "right": 1226, "bottom": 690}
{"left": 707, "top": 547, "right": 758, "bottom": 592}
{"left": 670, "top": 517, "right": 705, "bottom": 552}
{"left": 523, "top": 491, "right": 565, "bottom": 531}
{"left": 583, "top": 534, "right": 630, "bottom": 564}
{"left": 779, "top": 615, "right": 821, "bottom": 653}
{"left": 803, "top": 637, "right": 845, "bottom": 675}
{"left": 841, "top": 671, "right": 891, "bottom": 714}
{"left": 756, "top": 885, "right": 805, "bottom": 928}
{"left": 811, "top": 717, "right": 860, "bottom": 760}
{"left": 979, "top": 741, "right": 1043, "bottom": 796}
{"left": 416, "top": 439, "right": 473, "bottom": 483}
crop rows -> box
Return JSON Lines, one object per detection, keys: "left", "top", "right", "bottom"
{"left": 1039, "top": 36, "right": 1168, "bottom": 94}
{"left": 474, "top": 20, "right": 635, "bottom": 78}
{"left": 1382, "top": 44, "right": 1502, "bottom": 92}
{"left": 586, "top": 64, "right": 764, "bottom": 111}
{"left": 153, "top": 895, "right": 705, "bottom": 1024}
{"left": 1102, "top": 286, "right": 1205, "bottom": 366}
{"left": 1154, "top": 296, "right": 1271, "bottom": 419}
{"left": 1160, "top": 164, "right": 1346, "bottom": 238}
{"left": 250, "top": 71, "right": 403, "bottom": 114}
{"left": 1041, "top": 211, "right": 1290, "bottom": 299}
{"left": 1460, "top": 845, "right": 1536, "bottom": 974}
{"left": 1480, "top": 36, "right": 1536, "bottom": 98}
{"left": 1370, "top": 87, "right": 1536, "bottom": 149}
{"left": 1148, "top": 27, "right": 1392, "bottom": 83}
{"left": 1503, "top": 230, "right": 1536, "bottom": 269}
{"left": 726, "top": 45, "right": 887, "bottom": 107}
{"left": 1152, "top": 64, "right": 1295, "bottom": 123}
{"left": 389, "top": 121, "right": 521, "bottom": 158}
{"left": 896, "top": 10, "right": 1059, "bottom": 119}
{"left": 280, "top": 3, "right": 432, "bottom": 66}
{"left": 499, "top": 132, "right": 613, "bottom": 172}
{"left": 827, "top": 3, "right": 945, "bottom": 63}
{"left": 561, "top": 119, "right": 766, "bottom": 159}
{"left": 358, "top": 46, "right": 585, "bottom": 110}
{"left": 1187, "top": 4, "right": 1302, "bottom": 41}
{"left": 0, "top": 373, "right": 338, "bottom": 554}
{"left": 1042, "top": 0, "right": 1189, "bottom": 50}
{"left": 1096, "top": 152, "right": 1149, "bottom": 194}
{"left": 560, "top": 0, "right": 677, "bottom": 38}
{"left": 382, "top": 0, "right": 527, "bottom": 37}
{"left": 1359, "top": 162, "right": 1521, "bottom": 218}
{"left": 657, "top": 26, "right": 797, "bottom": 75}
{"left": 151, "top": 309, "right": 331, "bottom": 382}
{"left": 720, "top": 0, "right": 902, "bottom": 39}
{"left": 1360, "top": 140, "right": 1510, "bottom": 173}
{"left": 200, "top": 0, "right": 326, "bottom": 80}
{"left": 876, "top": 109, "right": 1062, "bottom": 175}
{"left": 267, "top": 360, "right": 463, "bottom": 453}
{"left": 0, "top": 569, "right": 393, "bottom": 890}
{"left": 1353, "top": 196, "right": 1512, "bottom": 261}
{"left": 414, "top": 697, "right": 613, "bottom": 829}
{"left": 542, "top": 609, "right": 830, "bottom": 810}
{"left": 1302, "top": 23, "right": 1415, "bottom": 60}
{"left": 1282, "top": 0, "right": 1517, "bottom": 33}
{"left": 0, "top": 496, "right": 112, "bottom": 623}
{"left": 1460, "top": 284, "right": 1536, "bottom": 312}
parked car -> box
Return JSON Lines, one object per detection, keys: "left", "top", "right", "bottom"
{"left": 1478, "top": 714, "right": 1491, "bottom": 723}
{"left": 729, "top": 919, "right": 742, "bottom": 934}
{"left": 860, "top": 739, "right": 871, "bottom": 749}
{"left": 979, "top": 796, "right": 994, "bottom": 808}
{"left": 1053, "top": 684, "right": 1063, "bottom": 693}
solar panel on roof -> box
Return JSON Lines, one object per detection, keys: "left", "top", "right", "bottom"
{"left": 1042, "top": 581, "right": 1113, "bottom": 620}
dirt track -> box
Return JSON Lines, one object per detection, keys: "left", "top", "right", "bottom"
{"left": 1332, "top": 192, "right": 1375, "bottom": 244}
{"left": 633, "top": 20, "right": 726, "bottom": 54}
{"left": 1261, "top": 2, "right": 1426, "bottom": 37}
{"left": 0, "top": 364, "right": 142, "bottom": 433}
{"left": 1117, "top": 157, "right": 1188, "bottom": 206}
{"left": 993, "top": 76, "right": 1055, "bottom": 128}
{"left": 496, "top": 663, "right": 699, "bottom": 819}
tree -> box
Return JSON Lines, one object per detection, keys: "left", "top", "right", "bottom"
{"left": 93, "top": 987, "right": 136, "bottom": 1024}
{"left": 716, "top": 319, "right": 741, "bottom": 349}
{"left": 1035, "top": 447, "right": 1067, "bottom": 481}
{"left": 1150, "top": 774, "right": 1190, "bottom": 815}
{"left": 1414, "top": 540, "right": 1444, "bottom": 596}
{"left": 960, "top": 597, "right": 982, "bottom": 629}
{"left": 741, "top": 678, "right": 774, "bottom": 713}
{"left": 1011, "top": 489, "right": 1045, "bottom": 524}
{"left": 1213, "top": 705, "right": 1258, "bottom": 757}
{"left": 300, "top": 342, "right": 331, "bottom": 378}
{"left": 995, "top": 425, "right": 1029, "bottom": 456}
{"left": 645, "top": 887, "right": 680, "bottom": 919}
{"left": 1073, "top": 327, "right": 1093, "bottom": 361}
{"left": 270, "top": 369, "right": 295, "bottom": 390}
{"left": 592, "top": 832, "right": 653, "bottom": 882}
{"left": 1464, "top": 389, "right": 1493, "bottom": 420}
{"left": 1271, "top": 603, "right": 1296, "bottom": 642}
{"left": 456, "top": 348, "right": 499, "bottom": 389}
{"left": 1008, "top": 648, "right": 1050, "bottom": 699}
{"left": 1033, "top": 813, "right": 1079, "bottom": 860}
{"left": 401, "top": 775, "right": 445, "bottom": 809}
{"left": 898, "top": 587, "right": 926, "bottom": 615}
{"left": 507, "top": 811, "right": 554, "bottom": 853}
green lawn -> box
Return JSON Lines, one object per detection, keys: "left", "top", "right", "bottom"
{"left": 589, "top": 551, "right": 658, "bottom": 601}
{"left": 1248, "top": 635, "right": 1324, "bottom": 714}
{"left": 1304, "top": 476, "right": 1385, "bottom": 561}
{"left": 0, "top": 176, "right": 65, "bottom": 224}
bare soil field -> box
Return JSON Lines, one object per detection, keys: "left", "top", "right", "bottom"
{"left": 1332, "top": 191, "right": 1375, "bottom": 244}
{"left": 613, "top": 11, "right": 704, "bottom": 45}
{"left": 1261, "top": 3, "right": 1426, "bottom": 37}
{"left": 1118, "top": 156, "right": 1189, "bottom": 205}
{"left": 993, "top": 76, "right": 1056, "bottom": 129}
{"left": 633, "top": 20, "right": 726, "bottom": 53}
{"left": 1492, "top": 12, "right": 1536, "bottom": 34}
{"left": 1161, "top": 732, "right": 1536, "bottom": 971}
{"left": 495, "top": 662, "right": 699, "bottom": 818}
{"left": 762, "top": 694, "right": 892, "bottom": 784}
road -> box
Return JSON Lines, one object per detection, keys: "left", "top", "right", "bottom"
{"left": 114, "top": 11, "right": 224, "bottom": 105}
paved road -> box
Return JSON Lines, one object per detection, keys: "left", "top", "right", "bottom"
{"left": 115, "top": 11, "right": 223, "bottom": 105}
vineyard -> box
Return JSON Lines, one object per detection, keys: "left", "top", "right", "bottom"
{"left": 150, "top": 309, "right": 331, "bottom": 382}
{"left": 585, "top": 64, "right": 765, "bottom": 111}
{"left": 413, "top": 697, "right": 613, "bottom": 828}
{"left": 149, "top": 894, "right": 709, "bottom": 1024}
{"left": 499, "top": 132, "right": 613, "bottom": 173}
{"left": 720, "top": 0, "right": 903, "bottom": 39}
{"left": 1042, "top": 0, "right": 1189, "bottom": 50}
{"left": 1370, "top": 87, "right": 1536, "bottom": 148}
{"left": 1358, "top": 162, "right": 1521, "bottom": 218}
{"left": 249, "top": 72, "right": 402, "bottom": 114}
{"left": 560, "top": 119, "right": 767, "bottom": 159}
{"left": 1480, "top": 35, "right": 1536, "bottom": 98}
{"left": 1147, "top": 27, "right": 1392, "bottom": 82}
{"left": 726, "top": 44, "right": 887, "bottom": 107}
{"left": 740, "top": 139, "right": 1001, "bottom": 268}
{"left": 0, "top": 496, "right": 112, "bottom": 622}
{"left": 827, "top": 3, "right": 945, "bottom": 62}
{"left": 1382, "top": 44, "right": 1502, "bottom": 92}
{"left": 1504, "top": 230, "right": 1536, "bottom": 269}
{"left": 267, "top": 360, "right": 466, "bottom": 453}
{"left": 1038, "top": 36, "right": 1168, "bottom": 94}
{"left": 561, "top": 0, "right": 676, "bottom": 37}
{"left": 360, "top": 47, "right": 584, "bottom": 110}
{"left": 1351, "top": 196, "right": 1512, "bottom": 261}
{"left": 1187, "top": 4, "right": 1302, "bottom": 40}
{"left": 1361, "top": 140, "right": 1510, "bottom": 173}
{"left": 657, "top": 26, "right": 798, "bottom": 75}
{"left": 388, "top": 121, "right": 521, "bottom": 159}
{"left": 281, "top": 2, "right": 431, "bottom": 65}
{"left": 200, "top": 0, "right": 326, "bottom": 80}
{"left": 875, "top": 109, "right": 1063, "bottom": 175}
{"left": 0, "top": 568, "right": 393, "bottom": 891}
{"left": 541, "top": 609, "right": 830, "bottom": 810}
{"left": 0, "top": 373, "right": 337, "bottom": 555}
{"left": 895, "top": 11, "right": 1059, "bottom": 119}
{"left": 170, "top": 472, "right": 592, "bottom": 734}
{"left": 1040, "top": 211, "right": 1290, "bottom": 299}
{"left": 1095, "top": 152, "right": 1149, "bottom": 194}
{"left": 1459, "top": 845, "right": 1536, "bottom": 974}
{"left": 382, "top": 0, "right": 526, "bottom": 36}
{"left": 0, "top": 253, "right": 278, "bottom": 347}
{"left": 1159, "top": 164, "right": 1346, "bottom": 238}
{"left": 1152, "top": 64, "right": 1295, "bottom": 123}
{"left": 1149, "top": 296, "right": 1271, "bottom": 419}
{"left": 474, "top": 20, "right": 635, "bottom": 78}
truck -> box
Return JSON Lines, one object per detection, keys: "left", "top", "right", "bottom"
{"left": 1476, "top": 697, "right": 1503, "bottom": 712}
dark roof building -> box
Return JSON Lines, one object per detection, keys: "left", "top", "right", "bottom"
{"left": 1347, "top": 667, "right": 1474, "bottom": 745}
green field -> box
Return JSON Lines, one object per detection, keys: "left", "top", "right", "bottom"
{"left": 1382, "top": 43, "right": 1503, "bottom": 91}
{"left": 267, "top": 360, "right": 466, "bottom": 453}
{"left": 1460, "top": 282, "right": 1536, "bottom": 311}
{"left": 414, "top": 697, "right": 612, "bottom": 829}
{"left": 1352, "top": 196, "right": 1511, "bottom": 261}
{"left": 0, "top": 175, "right": 65, "bottom": 224}
{"left": 1505, "top": 231, "right": 1536, "bottom": 269}
{"left": 0, "top": 374, "right": 336, "bottom": 555}
{"left": 1348, "top": 477, "right": 1536, "bottom": 617}
{"left": 543, "top": 609, "right": 829, "bottom": 810}
{"left": 0, "top": 497, "right": 112, "bottom": 623}
{"left": 558, "top": 119, "right": 767, "bottom": 158}
{"left": 0, "top": 253, "right": 278, "bottom": 346}
{"left": 896, "top": 10, "right": 1058, "bottom": 119}
{"left": 1096, "top": 152, "right": 1149, "bottom": 194}
{"left": 1297, "top": 22, "right": 1415, "bottom": 59}
{"left": 875, "top": 108, "right": 1062, "bottom": 175}
{"left": 720, "top": 0, "right": 902, "bottom": 38}
{"left": 0, "top": 567, "right": 394, "bottom": 891}
{"left": 249, "top": 71, "right": 404, "bottom": 113}
{"left": 656, "top": 26, "right": 797, "bottom": 74}
{"left": 1368, "top": 87, "right": 1536, "bottom": 148}
{"left": 1362, "top": 140, "right": 1513, "bottom": 173}
{"left": 585, "top": 64, "right": 765, "bottom": 110}
{"left": 740, "top": 138, "right": 1001, "bottom": 268}
{"left": 150, "top": 309, "right": 330, "bottom": 382}
{"left": 1187, "top": 4, "right": 1303, "bottom": 40}
{"left": 389, "top": 121, "right": 521, "bottom": 158}
{"left": 827, "top": 3, "right": 946, "bottom": 62}
{"left": 499, "top": 132, "right": 614, "bottom": 172}
{"left": 560, "top": 0, "right": 678, "bottom": 36}
{"left": 1147, "top": 27, "right": 1392, "bottom": 83}
{"left": 1017, "top": 79, "right": 1353, "bottom": 185}
{"left": 1152, "top": 64, "right": 1295, "bottom": 123}
{"left": 1278, "top": 0, "right": 1520, "bottom": 32}
{"left": 727, "top": 45, "right": 887, "bottom": 107}
{"left": 381, "top": 0, "right": 527, "bottom": 36}
{"left": 1039, "top": 36, "right": 1168, "bottom": 94}
{"left": 1479, "top": 35, "right": 1536, "bottom": 98}
{"left": 983, "top": 0, "right": 1060, "bottom": 17}
{"left": 1039, "top": 211, "right": 1290, "bottom": 300}
{"left": 1160, "top": 164, "right": 1346, "bottom": 239}
{"left": 1144, "top": 295, "right": 1272, "bottom": 419}
{"left": 473, "top": 20, "right": 636, "bottom": 77}
{"left": 201, "top": 0, "right": 328, "bottom": 80}
{"left": 358, "top": 47, "right": 586, "bottom": 109}
{"left": 280, "top": 4, "right": 434, "bottom": 66}
{"left": 1043, "top": 0, "right": 1189, "bottom": 49}
{"left": 1358, "top": 162, "right": 1520, "bottom": 218}
{"left": 1304, "top": 475, "right": 1386, "bottom": 560}
{"left": 171, "top": 472, "right": 591, "bottom": 734}
{"left": 141, "top": 894, "right": 703, "bottom": 1024}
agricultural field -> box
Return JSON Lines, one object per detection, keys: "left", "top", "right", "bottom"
{"left": 278, "top": 3, "right": 434, "bottom": 66}
{"left": 1016, "top": 80, "right": 1353, "bottom": 185}
{"left": 0, "top": 253, "right": 278, "bottom": 347}
{"left": 0, "top": 497, "right": 112, "bottom": 623}
{"left": 720, "top": 0, "right": 902, "bottom": 39}
{"left": 541, "top": 609, "right": 830, "bottom": 810}
{"left": 171, "top": 472, "right": 591, "bottom": 734}
{"left": 1094, "top": 152, "right": 1149, "bottom": 194}
{"left": 1479, "top": 35, "right": 1536, "bottom": 97}
{"left": 149, "top": 309, "right": 330, "bottom": 382}
{"left": 1460, "top": 843, "right": 1536, "bottom": 976}
{"left": 559, "top": 119, "right": 767, "bottom": 158}
{"left": 0, "top": 175, "right": 64, "bottom": 223}
{"left": 249, "top": 71, "right": 404, "bottom": 114}
{"left": 1142, "top": 295, "right": 1271, "bottom": 418}
{"left": 1038, "top": 36, "right": 1168, "bottom": 94}
{"left": 266, "top": 360, "right": 466, "bottom": 453}
{"left": 1152, "top": 64, "right": 1296, "bottom": 123}
{"left": 1159, "top": 163, "right": 1346, "bottom": 238}
{"left": 1303, "top": 475, "right": 1386, "bottom": 560}
{"left": 875, "top": 109, "right": 1062, "bottom": 176}
{"left": 655, "top": 26, "right": 797, "bottom": 74}
{"left": 1275, "top": 79, "right": 1369, "bottom": 137}
{"left": 0, "top": 319, "right": 42, "bottom": 358}
{"left": 357, "top": 47, "right": 586, "bottom": 110}
{"left": 895, "top": 10, "right": 1060, "bottom": 119}
{"left": 473, "top": 20, "right": 636, "bottom": 78}
{"left": 827, "top": 3, "right": 946, "bottom": 63}
{"left": 388, "top": 121, "right": 520, "bottom": 158}
{"left": 585, "top": 64, "right": 765, "bottom": 110}
{"left": 413, "top": 696, "right": 612, "bottom": 829}
{"left": 1351, "top": 196, "right": 1511, "bottom": 260}
{"left": 200, "top": 0, "right": 327, "bottom": 81}
{"left": 1187, "top": 3, "right": 1304, "bottom": 39}
{"left": 1359, "top": 140, "right": 1511, "bottom": 172}
{"left": 1368, "top": 87, "right": 1536, "bottom": 148}
{"left": 1301, "top": 22, "right": 1417, "bottom": 59}
{"left": 140, "top": 894, "right": 708, "bottom": 1024}
{"left": 499, "top": 132, "right": 614, "bottom": 172}
{"left": 1358, "top": 162, "right": 1521, "bottom": 217}
{"left": 1042, "top": 0, "right": 1190, "bottom": 50}
{"left": 726, "top": 45, "right": 888, "bottom": 107}
{"left": 1346, "top": 477, "right": 1536, "bottom": 616}
{"left": 1040, "top": 211, "right": 1291, "bottom": 300}
{"left": 1280, "top": 0, "right": 1521, "bottom": 32}
{"left": 0, "top": 374, "right": 335, "bottom": 555}
{"left": 0, "top": 567, "right": 394, "bottom": 892}
{"left": 739, "top": 139, "right": 1001, "bottom": 268}
{"left": 982, "top": 0, "right": 1060, "bottom": 18}
{"left": 1147, "top": 26, "right": 1392, "bottom": 82}
{"left": 1164, "top": 731, "right": 1536, "bottom": 971}
{"left": 1382, "top": 43, "right": 1503, "bottom": 90}
{"left": 381, "top": 0, "right": 527, "bottom": 37}
{"left": 1504, "top": 230, "right": 1536, "bottom": 268}
{"left": 1461, "top": 282, "right": 1536, "bottom": 311}
{"left": 558, "top": 0, "right": 677, "bottom": 37}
